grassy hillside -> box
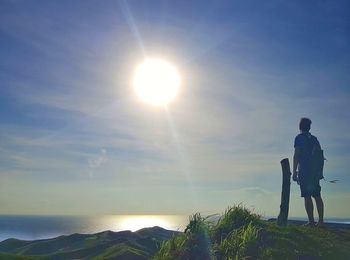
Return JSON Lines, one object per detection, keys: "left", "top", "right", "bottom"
{"left": 154, "top": 205, "right": 350, "bottom": 260}
{"left": 1, "top": 206, "right": 349, "bottom": 260}
{"left": 0, "top": 226, "right": 179, "bottom": 260}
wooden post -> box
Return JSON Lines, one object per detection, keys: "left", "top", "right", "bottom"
{"left": 277, "top": 158, "right": 291, "bottom": 226}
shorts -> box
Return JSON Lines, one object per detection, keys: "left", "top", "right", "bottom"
{"left": 299, "top": 175, "right": 321, "bottom": 198}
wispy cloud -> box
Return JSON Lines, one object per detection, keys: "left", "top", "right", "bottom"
{"left": 0, "top": 0, "right": 349, "bottom": 215}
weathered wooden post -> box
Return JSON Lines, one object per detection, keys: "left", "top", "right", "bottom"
{"left": 277, "top": 158, "right": 291, "bottom": 226}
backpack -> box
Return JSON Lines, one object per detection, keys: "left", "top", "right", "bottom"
{"left": 305, "top": 135, "right": 325, "bottom": 180}
{"left": 310, "top": 148, "right": 325, "bottom": 180}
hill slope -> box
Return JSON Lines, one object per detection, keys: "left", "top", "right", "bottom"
{"left": 1, "top": 207, "right": 349, "bottom": 260}
{"left": 154, "top": 206, "right": 350, "bottom": 260}
{"left": 0, "top": 226, "right": 179, "bottom": 259}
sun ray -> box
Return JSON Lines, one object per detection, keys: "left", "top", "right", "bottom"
{"left": 118, "top": 0, "right": 146, "bottom": 56}
{"left": 164, "top": 107, "right": 198, "bottom": 211}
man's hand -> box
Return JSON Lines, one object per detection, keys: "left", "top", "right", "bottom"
{"left": 292, "top": 172, "right": 299, "bottom": 185}
{"left": 293, "top": 147, "right": 300, "bottom": 185}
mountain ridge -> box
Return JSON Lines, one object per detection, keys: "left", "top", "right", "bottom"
{"left": 0, "top": 226, "right": 180, "bottom": 259}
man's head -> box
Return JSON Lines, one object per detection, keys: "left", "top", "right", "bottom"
{"left": 299, "top": 117, "right": 312, "bottom": 132}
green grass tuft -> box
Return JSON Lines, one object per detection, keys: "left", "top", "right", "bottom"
{"left": 154, "top": 204, "right": 350, "bottom": 260}
{"left": 211, "top": 205, "right": 262, "bottom": 242}
{"left": 154, "top": 213, "right": 214, "bottom": 260}
{"left": 215, "top": 222, "right": 261, "bottom": 259}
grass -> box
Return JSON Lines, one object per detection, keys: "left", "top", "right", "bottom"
{"left": 154, "top": 213, "right": 214, "bottom": 260}
{"left": 153, "top": 204, "right": 350, "bottom": 260}
{"left": 0, "top": 227, "right": 177, "bottom": 260}
{"left": 215, "top": 222, "right": 260, "bottom": 259}
{"left": 211, "top": 205, "right": 262, "bottom": 242}
{"left": 0, "top": 253, "right": 38, "bottom": 260}
{"left": 1, "top": 206, "right": 349, "bottom": 259}
{"left": 262, "top": 223, "right": 350, "bottom": 259}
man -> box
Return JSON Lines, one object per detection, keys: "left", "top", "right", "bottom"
{"left": 292, "top": 117, "right": 324, "bottom": 227}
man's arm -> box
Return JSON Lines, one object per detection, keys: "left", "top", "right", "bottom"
{"left": 293, "top": 147, "right": 301, "bottom": 182}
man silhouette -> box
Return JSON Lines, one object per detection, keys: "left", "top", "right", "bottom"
{"left": 292, "top": 118, "right": 324, "bottom": 227}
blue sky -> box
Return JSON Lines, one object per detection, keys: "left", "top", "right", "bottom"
{"left": 0, "top": 0, "right": 349, "bottom": 217}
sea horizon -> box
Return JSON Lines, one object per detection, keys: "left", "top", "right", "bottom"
{"left": 1, "top": 214, "right": 350, "bottom": 242}
{"left": 0, "top": 214, "right": 188, "bottom": 242}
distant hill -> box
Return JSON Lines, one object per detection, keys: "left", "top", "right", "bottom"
{"left": 1, "top": 208, "right": 350, "bottom": 260}
{"left": 0, "top": 226, "right": 179, "bottom": 259}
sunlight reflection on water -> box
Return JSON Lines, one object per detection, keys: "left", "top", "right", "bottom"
{"left": 105, "top": 215, "right": 187, "bottom": 232}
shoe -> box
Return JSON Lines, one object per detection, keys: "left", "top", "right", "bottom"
{"left": 303, "top": 222, "right": 316, "bottom": 227}
{"left": 316, "top": 221, "right": 325, "bottom": 228}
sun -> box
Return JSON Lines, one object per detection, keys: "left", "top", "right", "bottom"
{"left": 133, "top": 58, "right": 181, "bottom": 107}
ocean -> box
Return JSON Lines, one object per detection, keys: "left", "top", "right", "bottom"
{"left": 1, "top": 215, "right": 349, "bottom": 242}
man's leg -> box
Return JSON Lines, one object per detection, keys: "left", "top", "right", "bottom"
{"left": 314, "top": 196, "right": 324, "bottom": 224}
{"left": 304, "top": 196, "right": 315, "bottom": 224}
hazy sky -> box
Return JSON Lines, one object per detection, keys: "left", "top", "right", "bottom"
{"left": 1, "top": 0, "right": 349, "bottom": 217}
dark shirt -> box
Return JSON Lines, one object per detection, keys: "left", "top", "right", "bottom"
{"left": 294, "top": 132, "right": 321, "bottom": 176}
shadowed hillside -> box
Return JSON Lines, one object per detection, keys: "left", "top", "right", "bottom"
{"left": 0, "top": 226, "right": 179, "bottom": 259}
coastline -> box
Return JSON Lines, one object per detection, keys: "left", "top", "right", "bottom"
{"left": 1, "top": 218, "right": 349, "bottom": 259}
{"left": 1, "top": 214, "right": 350, "bottom": 242}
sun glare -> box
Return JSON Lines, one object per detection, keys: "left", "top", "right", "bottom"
{"left": 133, "top": 58, "right": 181, "bottom": 107}
{"left": 119, "top": 215, "right": 171, "bottom": 232}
